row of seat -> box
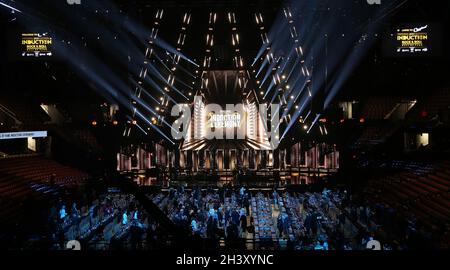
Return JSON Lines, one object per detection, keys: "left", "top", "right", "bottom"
{"left": 73, "top": 129, "right": 102, "bottom": 151}
{"left": 0, "top": 156, "right": 89, "bottom": 185}
{"left": 408, "top": 88, "right": 450, "bottom": 121}
{"left": 0, "top": 97, "right": 50, "bottom": 128}
{"left": 361, "top": 97, "right": 399, "bottom": 120}
{"left": 367, "top": 160, "right": 450, "bottom": 234}
{"left": 0, "top": 156, "right": 90, "bottom": 225}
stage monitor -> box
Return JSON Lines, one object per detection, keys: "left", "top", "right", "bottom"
{"left": 383, "top": 23, "right": 443, "bottom": 57}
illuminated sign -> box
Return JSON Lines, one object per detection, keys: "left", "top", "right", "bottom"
{"left": 0, "top": 131, "right": 48, "bottom": 140}
{"left": 21, "top": 33, "right": 53, "bottom": 57}
{"left": 208, "top": 111, "right": 242, "bottom": 129}
{"left": 396, "top": 25, "right": 429, "bottom": 53}
{"left": 383, "top": 23, "right": 443, "bottom": 57}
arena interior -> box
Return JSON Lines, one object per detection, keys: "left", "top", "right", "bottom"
{"left": 0, "top": 0, "right": 449, "bottom": 256}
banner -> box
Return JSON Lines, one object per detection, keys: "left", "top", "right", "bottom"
{"left": 0, "top": 131, "right": 48, "bottom": 140}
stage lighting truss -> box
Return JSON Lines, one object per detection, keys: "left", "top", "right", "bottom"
{"left": 132, "top": 8, "right": 196, "bottom": 139}
{"left": 128, "top": 6, "right": 316, "bottom": 144}
{"left": 228, "top": 12, "right": 245, "bottom": 70}
{"left": 227, "top": 11, "right": 249, "bottom": 98}
{"left": 195, "top": 11, "right": 217, "bottom": 96}
{"left": 252, "top": 6, "right": 315, "bottom": 140}
{"left": 130, "top": 8, "right": 166, "bottom": 133}
{"left": 282, "top": 6, "right": 311, "bottom": 129}
{"left": 166, "top": 12, "right": 192, "bottom": 101}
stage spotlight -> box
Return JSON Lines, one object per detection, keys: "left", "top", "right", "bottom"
{"left": 132, "top": 120, "right": 137, "bottom": 125}
{"left": 359, "top": 118, "right": 365, "bottom": 123}
{"left": 92, "top": 121, "right": 98, "bottom": 126}
{"left": 156, "top": 107, "right": 160, "bottom": 111}
{"left": 303, "top": 124, "right": 308, "bottom": 130}
{"left": 113, "top": 120, "right": 118, "bottom": 125}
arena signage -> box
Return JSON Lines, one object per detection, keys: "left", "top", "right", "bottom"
{"left": 396, "top": 25, "right": 429, "bottom": 53}
{"left": 208, "top": 111, "right": 242, "bottom": 129}
{"left": 383, "top": 23, "right": 443, "bottom": 57}
{"left": 171, "top": 96, "right": 280, "bottom": 150}
{"left": 0, "top": 131, "right": 48, "bottom": 140}
{"left": 21, "top": 33, "right": 53, "bottom": 57}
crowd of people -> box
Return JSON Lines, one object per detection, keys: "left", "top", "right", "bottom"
{"left": 150, "top": 185, "right": 402, "bottom": 250}
{"left": 26, "top": 183, "right": 431, "bottom": 250}
{"left": 45, "top": 191, "right": 172, "bottom": 250}
{"left": 151, "top": 185, "right": 251, "bottom": 248}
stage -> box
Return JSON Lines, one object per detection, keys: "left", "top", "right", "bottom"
{"left": 120, "top": 167, "right": 336, "bottom": 189}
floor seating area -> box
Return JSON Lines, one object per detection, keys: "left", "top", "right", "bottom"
{"left": 149, "top": 187, "right": 384, "bottom": 250}
{"left": 279, "top": 191, "right": 360, "bottom": 250}
{"left": 252, "top": 193, "right": 277, "bottom": 242}
{"left": 58, "top": 193, "right": 145, "bottom": 250}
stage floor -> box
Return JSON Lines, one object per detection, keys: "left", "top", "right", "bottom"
{"left": 127, "top": 173, "right": 330, "bottom": 188}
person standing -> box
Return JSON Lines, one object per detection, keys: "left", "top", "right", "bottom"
{"left": 122, "top": 211, "right": 128, "bottom": 226}
{"left": 239, "top": 211, "right": 247, "bottom": 237}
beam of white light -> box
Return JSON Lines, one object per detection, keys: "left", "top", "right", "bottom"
{"left": 135, "top": 110, "right": 175, "bottom": 145}
{"left": 0, "top": 1, "right": 22, "bottom": 13}
{"left": 307, "top": 114, "right": 321, "bottom": 134}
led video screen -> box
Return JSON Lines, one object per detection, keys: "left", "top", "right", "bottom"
{"left": 383, "top": 23, "right": 443, "bottom": 57}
